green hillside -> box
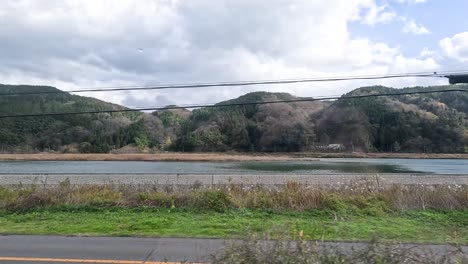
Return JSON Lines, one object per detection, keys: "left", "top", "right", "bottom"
{"left": 170, "top": 87, "right": 467, "bottom": 153}
{"left": 171, "top": 92, "right": 326, "bottom": 152}
{"left": 318, "top": 85, "right": 468, "bottom": 152}
{"left": 0, "top": 84, "right": 466, "bottom": 153}
{"left": 0, "top": 85, "right": 142, "bottom": 152}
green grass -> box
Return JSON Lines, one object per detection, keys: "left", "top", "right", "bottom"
{"left": 0, "top": 208, "right": 466, "bottom": 244}
{"left": 1, "top": 183, "right": 467, "bottom": 246}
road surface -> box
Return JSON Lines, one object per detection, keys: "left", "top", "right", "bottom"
{"left": 0, "top": 236, "right": 222, "bottom": 263}
{"left": 0, "top": 173, "right": 467, "bottom": 186}
{"left": 0, "top": 235, "right": 467, "bottom": 264}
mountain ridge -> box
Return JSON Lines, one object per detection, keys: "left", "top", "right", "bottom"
{"left": 0, "top": 84, "right": 466, "bottom": 153}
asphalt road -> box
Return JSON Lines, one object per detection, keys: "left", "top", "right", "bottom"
{"left": 1, "top": 173, "right": 467, "bottom": 186}
{"left": 0, "top": 235, "right": 224, "bottom": 263}
{"left": 0, "top": 235, "right": 467, "bottom": 264}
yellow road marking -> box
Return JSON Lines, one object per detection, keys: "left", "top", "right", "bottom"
{"left": 0, "top": 257, "right": 206, "bottom": 264}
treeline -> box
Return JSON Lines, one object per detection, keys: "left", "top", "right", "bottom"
{"left": 169, "top": 88, "right": 467, "bottom": 153}
{"left": 0, "top": 84, "right": 466, "bottom": 153}
{"left": 316, "top": 86, "right": 467, "bottom": 153}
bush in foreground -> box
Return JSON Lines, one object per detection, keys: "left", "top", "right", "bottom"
{"left": 213, "top": 238, "right": 468, "bottom": 264}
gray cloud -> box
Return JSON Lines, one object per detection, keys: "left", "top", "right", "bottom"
{"left": 0, "top": 0, "right": 455, "bottom": 107}
{"left": 123, "top": 93, "right": 175, "bottom": 108}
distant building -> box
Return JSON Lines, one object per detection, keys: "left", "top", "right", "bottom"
{"left": 310, "top": 143, "right": 344, "bottom": 152}
{"left": 327, "top": 144, "right": 343, "bottom": 150}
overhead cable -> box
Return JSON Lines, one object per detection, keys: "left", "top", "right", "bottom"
{"left": 0, "top": 88, "right": 466, "bottom": 119}
{"left": 1, "top": 70, "right": 467, "bottom": 96}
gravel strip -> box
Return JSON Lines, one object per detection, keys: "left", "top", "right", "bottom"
{"left": 0, "top": 173, "right": 467, "bottom": 186}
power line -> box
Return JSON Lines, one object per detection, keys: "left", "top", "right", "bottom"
{"left": 1, "top": 70, "right": 467, "bottom": 96}
{"left": 0, "top": 88, "right": 466, "bottom": 119}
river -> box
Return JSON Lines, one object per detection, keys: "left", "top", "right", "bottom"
{"left": 0, "top": 158, "right": 467, "bottom": 175}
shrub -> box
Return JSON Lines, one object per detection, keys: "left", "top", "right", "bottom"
{"left": 136, "top": 192, "right": 174, "bottom": 208}
{"left": 245, "top": 190, "right": 274, "bottom": 209}
{"left": 321, "top": 194, "right": 350, "bottom": 214}
{"left": 348, "top": 195, "right": 391, "bottom": 216}
{"left": 194, "top": 191, "right": 233, "bottom": 212}
{"left": 6, "top": 192, "right": 54, "bottom": 210}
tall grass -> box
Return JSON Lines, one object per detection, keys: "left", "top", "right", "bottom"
{"left": 0, "top": 178, "right": 467, "bottom": 212}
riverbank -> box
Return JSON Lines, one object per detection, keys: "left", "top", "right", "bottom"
{"left": 0, "top": 152, "right": 467, "bottom": 161}
{"left": 292, "top": 152, "right": 468, "bottom": 159}
{"left": 0, "top": 153, "right": 305, "bottom": 162}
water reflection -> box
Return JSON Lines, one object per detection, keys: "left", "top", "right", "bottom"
{"left": 233, "top": 161, "right": 420, "bottom": 174}
{"left": 0, "top": 159, "right": 467, "bottom": 174}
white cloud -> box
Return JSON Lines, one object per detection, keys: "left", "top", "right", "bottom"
{"left": 402, "top": 19, "right": 430, "bottom": 35}
{"left": 439, "top": 32, "right": 468, "bottom": 62}
{"left": 361, "top": 3, "right": 397, "bottom": 26}
{"left": 0, "top": 0, "right": 441, "bottom": 106}
{"left": 419, "top": 47, "right": 437, "bottom": 58}
{"left": 395, "top": 0, "right": 427, "bottom": 4}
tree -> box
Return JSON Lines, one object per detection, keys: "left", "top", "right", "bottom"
{"left": 78, "top": 142, "right": 93, "bottom": 153}
{"left": 134, "top": 135, "right": 149, "bottom": 151}
{"left": 196, "top": 125, "right": 226, "bottom": 151}
{"left": 171, "top": 120, "right": 198, "bottom": 152}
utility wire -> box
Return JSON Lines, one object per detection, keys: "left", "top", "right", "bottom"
{"left": 1, "top": 70, "right": 467, "bottom": 96}
{"left": 0, "top": 88, "right": 466, "bottom": 119}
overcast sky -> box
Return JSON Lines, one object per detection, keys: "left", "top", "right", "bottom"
{"left": 1, "top": 0, "right": 468, "bottom": 107}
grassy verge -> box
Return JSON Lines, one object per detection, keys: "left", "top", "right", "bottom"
{"left": 0, "top": 181, "right": 467, "bottom": 243}
{"left": 0, "top": 207, "right": 467, "bottom": 244}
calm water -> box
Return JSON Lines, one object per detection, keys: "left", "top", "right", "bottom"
{"left": 0, "top": 158, "right": 467, "bottom": 174}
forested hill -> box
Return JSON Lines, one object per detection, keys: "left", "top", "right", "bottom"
{"left": 318, "top": 85, "right": 468, "bottom": 153}
{"left": 0, "top": 84, "right": 466, "bottom": 153}
{"left": 0, "top": 85, "right": 143, "bottom": 153}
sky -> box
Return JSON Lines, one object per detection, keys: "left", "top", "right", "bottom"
{"left": 1, "top": 0, "right": 468, "bottom": 107}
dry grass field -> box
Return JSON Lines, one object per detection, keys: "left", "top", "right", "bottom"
{"left": 0, "top": 153, "right": 306, "bottom": 161}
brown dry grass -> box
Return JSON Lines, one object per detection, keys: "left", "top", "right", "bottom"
{"left": 0, "top": 153, "right": 305, "bottom": 161}
{"left": 1, "top": 179, "right": 467, "bottom": 212}
{"left": 0, "top": 152, "right": 467, "bottom": 161}
{"left": 292, "top": 152, "right": 468, "bottom": 159}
